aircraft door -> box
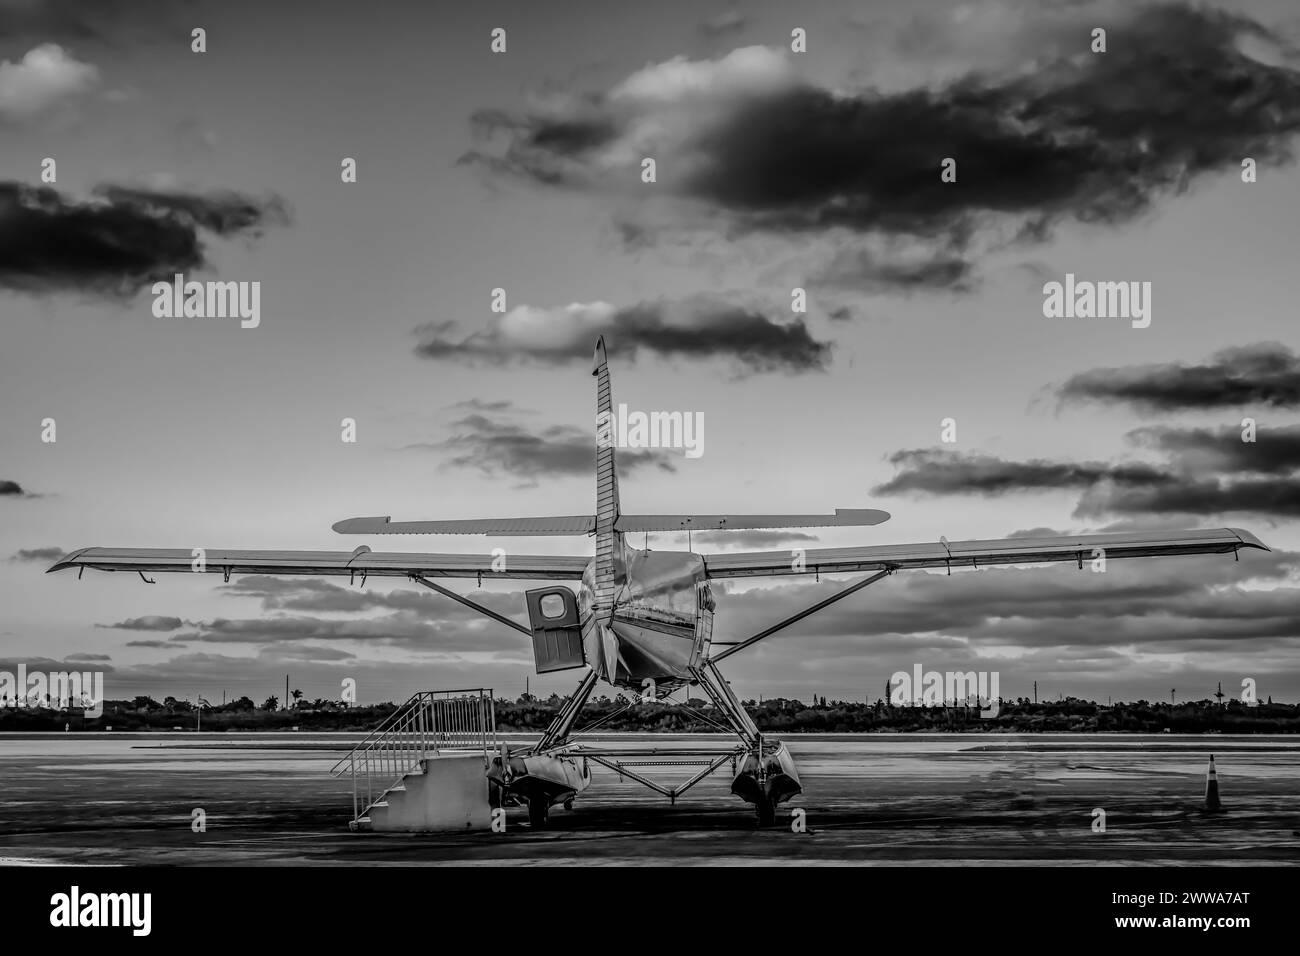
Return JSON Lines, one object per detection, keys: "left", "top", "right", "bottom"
{"left": 525, "top": 587, "right": 587, "bottom": 673}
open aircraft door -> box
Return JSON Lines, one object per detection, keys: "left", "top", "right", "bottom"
{"left": 525, "top": 587, "right": 586, "bottom": 673}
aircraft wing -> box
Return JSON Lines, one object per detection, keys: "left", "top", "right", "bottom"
{"left": 47, "top": 547, "right": 589, "bottom": 580}
{"left": 702, "top": 528, "right": 1267, "bottom": 579}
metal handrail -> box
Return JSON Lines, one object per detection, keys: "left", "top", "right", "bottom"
{"left": 331, "top": 688, "right": 497, "bottom": 826}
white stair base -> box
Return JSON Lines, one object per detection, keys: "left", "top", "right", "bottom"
{"left": 365, "top": 752, "right": 493, "bottom": 832}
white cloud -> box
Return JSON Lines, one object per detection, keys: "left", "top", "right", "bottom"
{"left": 0, "top": 43, "right": 99, "bottom": 123}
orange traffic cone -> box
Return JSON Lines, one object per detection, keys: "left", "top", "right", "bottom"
{"left": 1204, "top": 755, "right": 1221, "bottom": 811}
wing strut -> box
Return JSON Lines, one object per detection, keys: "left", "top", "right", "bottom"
{"left": 708, "top": 568, "right": 893, "bottom": 664}
{"left": 409, "top": 575, "right": 532, "bottom": 637}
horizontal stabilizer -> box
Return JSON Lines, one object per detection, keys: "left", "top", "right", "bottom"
{"left": 333, "top": 509, "right": 891, "bottom": 536}
{"left": 332, "top": 515, "right": 597, "bottom": 536}
{"left": 616, "top": 509, "right": 891, "bottom": 533}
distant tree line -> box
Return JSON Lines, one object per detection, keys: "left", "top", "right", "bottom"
{"left": 0, "top": 692, "right": 1295, "bottom": 733}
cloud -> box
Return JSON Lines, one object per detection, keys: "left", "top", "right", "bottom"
{"left": 423, "top": 411, "right": 675, "bottom": 483}
{"left": 0, "top": 181, "right": 290, "bottom": 296}
{"left": 169, "top": 610, "right": 533, "bottom": 658}
{"left": 1127, "top": 424, "right": 1300, "bottom": 475}
{"left": 0, "top": 480, "right": 34, "bottom": 498}
{"left": 415, "top": 294, "right": 829, "bottom": 374}
{"left": 1073, "top": 476, "right": 1300, "bottom": 521}
{"left": 872, "top": 449, "right": 1168, "bottom": 496}
{"left": 873, "top": 434, "right": 1300, "bottom": 521}
{"left": 220, "top": 576, "right": 527, "bottom": 617}
{"left": 0, "top": 44, "right": 98, "bottom": 122}
{"left": 463, "top": 6, "right": 1300, "bottom": 284}
{"left": 713, "top": 548, "right": 1300, "bottom": 653}
{"left": 1058, "top": 343, "right": 1300, "bottom": 412}
{"left": 0, "top": 655, "right": 116, "bottom": 674}
{"left": 813, "top": 247, "right": 975, "bottom": 293}
{"left": 9, "top": 546, "right": 62, "bottom": 562}
{"left": 65, "top": 653, "right": 110, "bottom": 662}
{"left": 124, "top": 640, "right": 183, "bottom": 649}
{"left": 97, "top": 615, "right": 184, "bottom": 631}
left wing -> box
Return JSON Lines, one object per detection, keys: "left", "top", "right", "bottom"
{"left": 47, "top": 547, "right": 588, "bottom": 580}
{"left": 702, "top": 528, "right": 1267, "bottom": 579}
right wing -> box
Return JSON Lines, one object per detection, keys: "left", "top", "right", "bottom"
{"left": 703, "top": 528, "right": 1267, "bottom": 579}
{"left": 47, "top": 546, "right": 588, "bottom": 580}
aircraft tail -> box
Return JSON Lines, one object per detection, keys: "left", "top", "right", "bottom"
{"left": 592, "top": 337, "right": 621, "bottom": 628}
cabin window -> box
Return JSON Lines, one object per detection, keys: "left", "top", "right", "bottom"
{"left": 539, "top": 593, "right": 567, "bottom": 618}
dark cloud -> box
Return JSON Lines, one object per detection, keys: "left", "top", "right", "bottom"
{"left": 1127, "top": 424, "right": 1300, "bottom": 475}
{"left": 172, "top": 610, "right": 533, "bottom": 657}
{"left": 465, "top": 5, "right": 1300, "bottom": 282}
{"left": 65, "top": 653, "right": 110, "bottom": 662}
{"left": 0, "top": 181, "right": 290, "bottom": 296}
{"left": 97, "top": 615, "right": 184, "bottom": 631}
{"left": 874, "top": 434, "right": 1300, "bottom": 521}
{"left": 1074, "top": 476, "right": 1300, "bottom": 521}
{"left": 124, "top": 640, "right": 183, "bottom": 649}
{"left": 713, "top": 548, "right": 1299, "bottom": 652}
{"left": 220, "top": 576, "right": 528, "bottom": 617}
{"left": 415, "top": 295, "right": 830, "bottom": 374}
{"left": 872, "top": 449, "right": 1168, "bottom": 496}
{"left": 422, "top": 412, "right": 675, "bottom": 483}
{"left": 0, "top": 480, "right": 30, "bottom": 497}
{"left": 93, "top": 185, "right": 289, "bottom": 237}
{"left": 814, "top": 249, "right": 975, "bottom": 293}
{"left": 1058, "top": 343, "right": 1300, "bottom": 412}
{"left": 9, "top": 547, "right": 63, "bottom": 562}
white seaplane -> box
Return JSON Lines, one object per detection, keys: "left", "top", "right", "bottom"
{"left": 51, "top": 338, "right": 1267, "bottom": 825}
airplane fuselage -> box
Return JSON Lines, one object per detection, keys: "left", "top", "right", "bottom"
{"left": 577, "top": 533, "right": 714, "bottom": 691}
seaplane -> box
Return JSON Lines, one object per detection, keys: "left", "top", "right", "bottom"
{"left": 50, "top": 337, "right": 1267, "bottom": 826}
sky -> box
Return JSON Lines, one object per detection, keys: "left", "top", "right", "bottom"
{"left": 2, "top": 0, "right": 1300, "bottom": 707}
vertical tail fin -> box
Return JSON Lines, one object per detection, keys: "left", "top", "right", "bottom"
{"left": 592, "top": 336, "right": 621, "bottom": 627}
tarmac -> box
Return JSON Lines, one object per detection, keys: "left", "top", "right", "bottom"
{"left": 1, "top": 732, "right": 1297, "bottom": 865}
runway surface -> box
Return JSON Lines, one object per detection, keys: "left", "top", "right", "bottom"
{"left": 1, "top": 733, "right": 1297, "bottom": 865}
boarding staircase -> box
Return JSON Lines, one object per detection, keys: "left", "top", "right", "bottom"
{"left": 330, "top": 688, "right": 497, "bottom": 830}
